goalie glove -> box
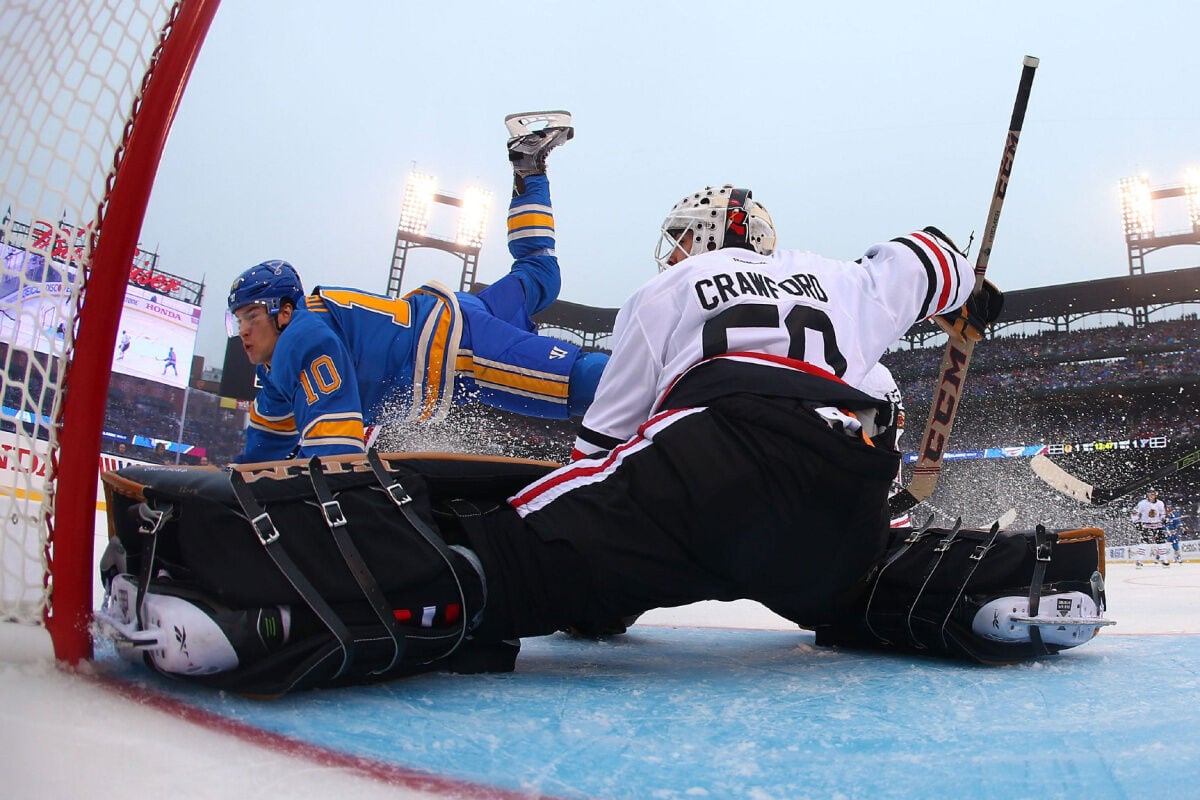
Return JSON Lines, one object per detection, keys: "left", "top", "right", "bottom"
{"left": 935, "top": 278, "right": 1004, "bottom": 342}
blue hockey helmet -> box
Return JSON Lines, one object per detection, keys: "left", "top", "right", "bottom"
{"left": 225, "top": 260, "right": 304, "bottom": 335}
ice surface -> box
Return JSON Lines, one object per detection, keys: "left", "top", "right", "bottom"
{"left": 2, "top": 561, "right": 1198, "bottom": 799}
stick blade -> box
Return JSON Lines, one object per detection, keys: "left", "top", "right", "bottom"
{"left": 1030, "top": 454, "right": 1096, "bottom": 504}
{"left": 992, "top": 508, "right": 1018, "bottom": 530}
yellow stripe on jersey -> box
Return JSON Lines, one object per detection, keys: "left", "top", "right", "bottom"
{"left": 406, "top": 282, "right": 463, "bottom": 422}
{"left": 300, "top": 413, "right": 365, "bottom": 445}
{"left": 469, "top": 358, "right": 570, "bottom": 401}
{"left": 417, "top": 303, "right": 455, "bottom": 419}
{"left": 508, "top": 212, "right": 555, "bottom": 233}
{"left": 508, "top": 202, "right": 554, "bottom": 241}
{"left": 317, "top": 288, "right": 413, "bottom": 326}
{"left": 248, "top": 402, "right": 297, "bottom": 434}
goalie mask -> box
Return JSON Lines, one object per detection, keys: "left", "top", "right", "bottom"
{"left": 225, "top": 259, "right": 304, "bottom": 336}
{"left": 654, "top": 185, "right": 776, "bottom": 272}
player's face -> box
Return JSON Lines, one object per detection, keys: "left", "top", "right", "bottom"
{"left": 234, "top": 303, "right": 284, "bottom": 366}
{"left": 665, "top": 229, "right": 692, "bottom": 267}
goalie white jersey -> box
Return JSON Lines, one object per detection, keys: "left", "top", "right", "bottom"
{"left": 574, "top": 231, "right": 973, "bottom": 457}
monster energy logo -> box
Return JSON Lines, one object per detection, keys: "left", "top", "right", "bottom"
{"left": 259, "top": 610, "right": 281, "bottom": 643}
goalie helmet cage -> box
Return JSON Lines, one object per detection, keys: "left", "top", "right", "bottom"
{"left": 0, "top": 0, "right": 219, "bottom": 663}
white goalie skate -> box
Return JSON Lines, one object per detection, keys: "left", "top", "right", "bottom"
{"left": 972, "top": 590, "right": 1115, "bottom": 649}
{"left": 95, "top": 573, "right": 291, "bottom": 676}
{"left": 505, "top": 110, "right": 573, "bottom": 179}
{"left": 94, "top": 573, "right": 164, "bottom": 657}
{"left": 504, "top": 110, "right": 573, "bottom": 139}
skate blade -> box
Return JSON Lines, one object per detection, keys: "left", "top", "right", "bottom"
{"left": 505, "top": 110, "right": 572, "bottom": 137}
{"left": 94, "top": 605, "right": 167, "bottom": 658}
{"left": 973, "top": 593, "right": 1115, "bottom": 648}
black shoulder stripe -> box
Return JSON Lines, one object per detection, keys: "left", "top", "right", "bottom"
{"left": 892, "top": 236, "right": 938, "bottom": 320}
{"left": 576, "top": 424, "right": 624, "bottom": 453}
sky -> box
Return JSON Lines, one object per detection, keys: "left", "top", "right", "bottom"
{"left": 137, "top": 0, "right": 1200, "bottom": 367}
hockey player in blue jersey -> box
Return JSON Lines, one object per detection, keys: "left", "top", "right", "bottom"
{"left": 1164, "top": 502, "right": 1186, "bottom": 564}
{"left": 227, "top": 111, "right": 607, "bottom": 463}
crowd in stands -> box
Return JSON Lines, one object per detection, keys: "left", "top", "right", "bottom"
{"left": 882, "top": 317, "right": 1200, "bottom": 543}
{"left": 886, "top": 318, "right": 1200, "bottom": 404}
{"left": 101, "top": 374, "right": 245, "bottom": 466}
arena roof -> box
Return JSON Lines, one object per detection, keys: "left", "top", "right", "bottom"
{"left": 998, "top": 266, "right": 1200, "bottom": 321}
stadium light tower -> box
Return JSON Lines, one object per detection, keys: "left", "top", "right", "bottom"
{"left": 1118, "top": 169, "right": 1200, "bottom": 326}
{"left": 1185, "top": 167, "right": 1200, "bottom": 229}
{"left": 1119, "top": 175, "right": 1154, "bottom": 240}
{"left": 397, "top": 172, "right": 438, "bottom": 237}
{"left": 388, "top": 172, "right": 493, "bottom": 296}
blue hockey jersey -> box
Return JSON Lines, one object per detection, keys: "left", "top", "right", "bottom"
{"left": 235, "top": 174, "right": 589, "bottom": 463}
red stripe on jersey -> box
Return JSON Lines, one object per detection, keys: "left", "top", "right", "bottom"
{"left": 653, "top": 351, "right": 852, "bottom": 415}
{"left": 910, "top": 231, "right": 954, "bottom": 313}
{"left": 510, "top": 407, "right": 697, "bottom": 511}
{"left": 721, "top": 351, "right": 852, "bottom": 385}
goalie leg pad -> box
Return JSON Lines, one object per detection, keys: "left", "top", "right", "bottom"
{"left": 96, "top": 451, "right": 555, "bottom": 694}
{"left": 814, "top": 524, "right": 1111, "bottom": 663}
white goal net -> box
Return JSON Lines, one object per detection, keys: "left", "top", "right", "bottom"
{"left": 1, "top": 0, "right": 215, "bottom": 660}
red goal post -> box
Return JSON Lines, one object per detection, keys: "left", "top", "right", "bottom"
{"left": 0, "top": 0, "right": 219, "bottom": 662}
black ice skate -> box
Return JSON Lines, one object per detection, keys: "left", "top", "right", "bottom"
{"left": 506, "top": 110, "right": 573, "bottom": 178}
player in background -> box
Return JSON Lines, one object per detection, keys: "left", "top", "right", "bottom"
{"left": 227, "top": 112, "right": 608, "bottom": 463}
{"left": 161, "top": 346, "right": 177, "bottom": 376}
{"left": 1130, "top": 488, "right": 1167, "bottom": 568}
{"left": 117, "top": 330, "right": 131, "bottom": 360}
{"left": 1164, "top": 501, "right": 1185, "bottom": 564}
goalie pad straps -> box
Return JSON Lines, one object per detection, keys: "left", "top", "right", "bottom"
{"left": 848, "top": 525, "right": 1088, "bottom": 662}
{"left": 936, "top": 520, "right": 1002, "bottom": 652}
{"left": 366, "top": 449, "right": 470, "bottom": 664}
{"left": 904, "top": 519, "right": 963, "bottom": 650}
{"left": 229, "top": 468, "right": 357, "bottom": 680}
{"left": 132, "top": 501, "right": 175, "bottom": 646}
{"left": 1027, "top": 525, "right": 1055, "bottom": 656}
{"left": 864, "top": 514, "right": 937, "bottom": 644}
{"left": 307, "top": 456, "right": 406, "bottom": 674}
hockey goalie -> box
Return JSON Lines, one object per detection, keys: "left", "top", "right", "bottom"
{"left": 96, "top": 451, "right": 1113, "bottom": 696}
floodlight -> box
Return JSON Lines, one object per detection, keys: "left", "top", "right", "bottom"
{"left": 1184, "top": 168, "right": 1200, "bottom": 229}
{"left": 399, "top": 173, "right": 437, "bottom": 236}
{"left": 1119, "top": 175, "right": 1153, "bottom": 238}
{"left": 455, "top": 186, "right": 492, "bottom": 248}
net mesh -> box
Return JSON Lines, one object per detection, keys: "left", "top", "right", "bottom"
{"left": 1, "top": 0, "right": 177, "bottom": 623}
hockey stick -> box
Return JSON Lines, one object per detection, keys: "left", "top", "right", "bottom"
{"left": 890, "top": 479, "right": 1016, "bottom": 529}
{"left": 1030, "top": 446, "right": 1200, "bottom": 506}
{"left": 889, "top": 55, "right": 1040, "bottom": 517}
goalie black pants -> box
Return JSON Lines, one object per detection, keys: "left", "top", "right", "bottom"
{"left": 465, "top": 392, "right": 901, "bottom": 642}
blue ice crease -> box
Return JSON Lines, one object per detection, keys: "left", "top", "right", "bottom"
{"left": 97, "top": 627, "right": 1200, "bottom": 800}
